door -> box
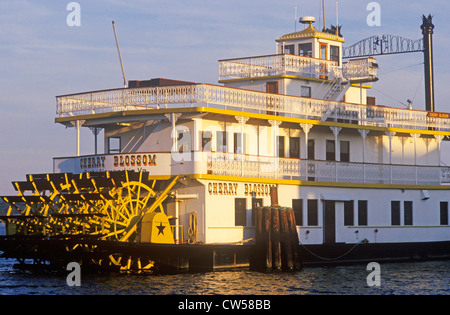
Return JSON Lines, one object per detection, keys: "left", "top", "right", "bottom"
{"left": 266, "top": 81, "right": 278, "bottom": 94}
{"left": 252, "top": 198, "right": 263, "bottom": 226}
{"left": 319, "top": 43, "right": 328, "bottom": 79}
{"left": 320, "top": 43, "right": 328, "bottom": 60}
{"left": 266, "top": 81, "right": 278, "bottom": 115}
{"left": 323, "top": 201, "right": 336, "bottom": 244}
{"left": 289, "top": 137, "right": 300, "bottom": 159}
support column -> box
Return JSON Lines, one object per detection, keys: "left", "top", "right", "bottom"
{"left": 300, "top": 123, "right": 313, "bottom": 160}
{"left": 236, "top": 116, "right": 250, "bottom": 176}
{"left": 386, "top": 132, "right": 396, "bottom": 164}
{"left": 435, "top": 134, "right": 444, "bottom": 166}
{"left": 218, "top": 121, "right": 227, "bottom": 153}
{"left": 74, "top": 120, "right": 85, "bottom": 157}
{"left": 89, "top": 127, "right": 101, "bottom": 155}
{"left": 410, "top": 133, "right": 419, "bottom": 184}
{"left": 410, "top": 133, "right": 419, "bottom": 165}
{"left": 398, "top": 136, "right": 408, "bottom": 163}
{"left": 300, "top": 123, "right": 313, "bottom": 180}
{"left": 423, "top": 137, "right": 432, "bottom": 165}
{"left": 386, "top": 132, "right": 396, "bottom": 183}
{"left": 268, "top": 120, "right": 282, "bottom": 177}
{"left": 358, "top": 129, "right": 370, "bottom": 183}
{"left": 330, "top": 127, "right": 342, "bottom": 181}
{"left": 193, "top": 117, "right": 201, "bottom": 151}
{"left": 235, "top": 116, "right": 250, "bottom": 153}
{"left": 193, "top": 117, "right": 203, "bottom": 164}
{"left": 330, "top": 127, "right": 342, "bottom": 161}
{"left": 269, "top": 119, "right": 282, "bottom": 157}
{"left": 76, "top": 120, "right": 80, "bottom": 157}
{"left": 165, "top": 113, "right": 182, "bottom": 153}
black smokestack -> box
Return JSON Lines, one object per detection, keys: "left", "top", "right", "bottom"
{"left": 421, "top": 14, "right": 435, "bottom": 112}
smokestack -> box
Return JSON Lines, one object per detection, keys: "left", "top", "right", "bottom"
{"left": 421, "top": 14, "right": 435, "bottom": 112}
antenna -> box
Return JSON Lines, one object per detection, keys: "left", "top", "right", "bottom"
{"left": 336, "top": 0, "right": 339, "bottom": 36}
{"left": 295, "top": 6, "right": 298, "bottom": 32}
{"left": 112, "top": 21, "right": 127, "bottom": 88}
{"left": 322, "top": 0, "right": 326, "bottom": 30}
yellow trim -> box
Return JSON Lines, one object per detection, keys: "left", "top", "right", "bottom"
{"left": 57, "top": 105, "right": 450, "bottom": 137}
{"left": 276, "top": 25, "right": 345, "bottom": 43}
{"left": 193, "top": 173, "right": 450, "bottom": 190}
{"left": 196, "top": 106, "right": 450, "bottom": 137}
{"left": 147, "top": 175, "right": 173, "bottom": 180}
{"left": 350, "top": 83, "right": 372, "bottom": 89}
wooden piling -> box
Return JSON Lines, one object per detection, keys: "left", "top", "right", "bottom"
{"left": 250, "top": 206, "right": 265, "bottom": 270}
{"left": 255, "top": 206, "right": 263, "bottom": 246}
{"left": 250, "top": 185, "right": 301, "bottom": 271}
{"left": 271, "top": 207, "right": 281, "bottom": 270}
{"left": 270, "top": 186, "right": 279, "bottom": 207}
{"left": 279, "top": 208, "right": 294, "bottom": 270}
{"left": 263, "top": 206, "right": 272, "bottom": 270}
{"left": 287, "top": 207, "right": 301, "bottom": 270}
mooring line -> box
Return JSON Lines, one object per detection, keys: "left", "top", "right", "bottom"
{"left": 298, "top": 239, "right": 368, "bottom": 261}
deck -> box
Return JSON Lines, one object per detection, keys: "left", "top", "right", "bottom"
{"left": 56, "top": 83, "right": 450, "bottom": 132}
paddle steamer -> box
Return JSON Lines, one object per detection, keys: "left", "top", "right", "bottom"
{"left": 1, "top": 15, "right": 449, "bottom": 270}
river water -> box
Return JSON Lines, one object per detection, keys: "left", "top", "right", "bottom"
{"left": 0, "top": 250, "right": 448, "bottom": 295}
{"left": 0, "top": 224, "right": 448, "bottom": 296}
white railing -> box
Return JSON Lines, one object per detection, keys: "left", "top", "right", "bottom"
{"left": 342, "top": 58, "right": 378, "bottom": 81}
{"left": 207, "top": 152, "right": 450, "bottom": 185}
{"left": 218, "top": 54, "right": 341, "bottom": 81}
{"left": 218, "top": 54, "right": 377, "bottom": 82}
{"left": 53, "top": 151, "right": 450, "bottom": 185}
{"left": 56, "top": 83, "right": 450, "bottom": 131}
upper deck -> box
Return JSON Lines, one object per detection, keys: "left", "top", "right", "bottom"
{"left": 56, "top": 83, "right": 450, "bottom": 133}
{"left": 218, "top": 54, "right": 377, "bottom": 82}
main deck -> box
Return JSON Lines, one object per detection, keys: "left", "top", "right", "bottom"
{"left": 54, "top": 150, "right": 450, "bottom": 187}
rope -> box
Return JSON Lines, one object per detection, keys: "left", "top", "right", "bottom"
{"left": 187, "top": 212, "right": 197, "bottom": 244}
{"left": 298, "top": 239, "right": 368, "bottom": 261}
{"left": 411, "top": 73, "right": 424, "bottom": 104}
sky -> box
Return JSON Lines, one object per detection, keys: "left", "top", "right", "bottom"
{"left": 1, "top": 0, "right": 450, "bottom": 194}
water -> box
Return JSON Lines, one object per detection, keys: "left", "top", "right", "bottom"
{"left": 0, "top": 251, "right": 448, "bottom": 295}
{"left": 0, "top": 224, "right": 448, "bottom": 295}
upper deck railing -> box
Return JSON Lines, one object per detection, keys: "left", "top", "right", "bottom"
{"left": 56, "top": 83, "right": 450, "bottom": 132}
{"left": 218, "top": 54, "right": 377, "bottom": 82}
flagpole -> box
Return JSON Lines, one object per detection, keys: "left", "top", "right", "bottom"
{"left": 336, "top": 0, "right": 339, "bottom": 36}
{"left": 322, "top": 0, "right": 326, "bottom": 30}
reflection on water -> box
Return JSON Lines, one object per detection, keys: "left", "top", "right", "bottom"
{"left": 0, "top": 257, "right": 448, "bottom": 295}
